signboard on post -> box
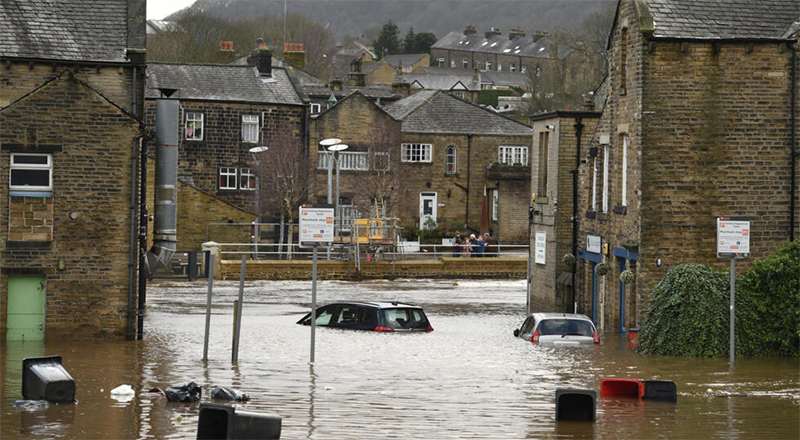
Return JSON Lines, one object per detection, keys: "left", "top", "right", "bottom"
{"left": 717, "top": 217, "right": 750, "bottom": 258}
{"left": 535, "top": 231, "right": 546, "bottom": 264}
{"left": 587, "top": 235, "right": 602, "bottom": 254}
{"left": 299, "top": 204, "right": 334, "bottom": 247}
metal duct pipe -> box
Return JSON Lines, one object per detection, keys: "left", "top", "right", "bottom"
{"left": 144, "top": 99, "right": 179, "bottom": 273}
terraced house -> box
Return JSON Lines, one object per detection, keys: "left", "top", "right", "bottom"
{"left": 567, "top": 0, "right": 800, "bottom": 333}
{"left": 0, "top": 0, "right": 147, "bottom": 339}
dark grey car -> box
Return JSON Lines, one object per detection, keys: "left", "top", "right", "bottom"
{"left": 297, "top": 301, "right": 433, "bottom": 332}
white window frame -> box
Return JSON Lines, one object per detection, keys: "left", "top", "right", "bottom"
{"left": 492, "top": 189, "right": 499, "bottom": 221}
{"left": 241, "top": 115, "right": 259, "bottom": 143}
{"left": 463, "top": 59, "right": 469, "bottom": 69}
{"left": 318, "top": 150, "right": 331, "bottom": 170}
{"left": 401, "top": 143, "right": 433, "bottom": 163}
{"left": 498, "top": 146, "right": 528, "bottom": 166}
{"left": 374, "top": 151, "right": 390, "bottom": 171}
{"left": 497, "top": 63, "right": 502, "bottom": 72}
{"left": 310, "top": 103, "right": 322, "bottom": 114}
{"left": 592, "top": 156, "right": 598, "bottom": 212}
{"left": 445, "top": 146, "right": 457, "bottom": 174}
{"left": 219, "top": 167, "right": 237, "bottom": 190}
{"left": 621, "top": 134, "right": 628, "bottom": 207}
{"left": 185, "top": 112, "right": 204, "bottom": 141}
{"left": 510, "top": 63, "right": 516, "bottom": 72}
{"left": 10, "top": 153, "right": 53, "bottom": 195}
{"left": 485, "top": 60, "right": 492, "bottom": 71}
{"left": 450, "top": 60, "right": 455, "bottom": 68}
{"left": 438, "top": 57, "right": 445, "bottom": 67}
{"left": 338, "top": 151, "right": 369, "bottom": 171}
{"left": 240, "top": 167, "right": 256, "bottom": 190}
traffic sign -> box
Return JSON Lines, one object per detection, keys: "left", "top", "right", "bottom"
{"left": 717, "top": 216, "right": 750, "bottom": 258}
{"left": 299, "top": 204, "right": 334, "bottom": 247}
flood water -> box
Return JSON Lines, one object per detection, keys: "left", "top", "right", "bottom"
{"left": 2, "top": 278, "right": 798, "bottom": 439}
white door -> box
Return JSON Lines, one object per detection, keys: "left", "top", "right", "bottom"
{"left": 419, "top": 192, "right": 438, "bottom": 229}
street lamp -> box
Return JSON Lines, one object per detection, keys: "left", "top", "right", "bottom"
{"left": 319, "top": 138, "right": 341, "bottom": 205}
{"left": 327, "top": 143, "right": 349, "bottom": 243}
{"left": 249, "top": 146, "right": 268, "bottom": 258}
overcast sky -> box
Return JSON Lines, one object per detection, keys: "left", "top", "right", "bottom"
{"left": 147, "top": 0, "right": 195, "bottom": 20}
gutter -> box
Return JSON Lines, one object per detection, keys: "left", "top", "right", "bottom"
{"left": 572, "top": 116, "right": 584, "bottom": 313}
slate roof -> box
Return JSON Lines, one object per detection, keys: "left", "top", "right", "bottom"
{"left": 0, "top": 0, "right": 137, "bottom": 63}
{"left": 642, "top": 0, "right": 800, "bottom": 40}
{"left": 382, "top": 54, "right": 429, "bottom": 68}
{"left": 432, "top": 31, "right": 572, "bottom": 60}
{"left": 404, "top": 73, "right": 478, "bottom": 91}
{"left": 145, "top": 63, "right": 304, "bottom": 106}
{"left": 384, "top": 90, "right": 531, "bottom": 135}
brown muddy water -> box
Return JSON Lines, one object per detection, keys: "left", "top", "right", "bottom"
{"left": 2, "top": 279, "right": 798, "bottom": 439}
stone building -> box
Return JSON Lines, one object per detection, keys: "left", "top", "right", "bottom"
{"left": 528, "top": 111, "right": 600, "bottom": 313}
{"left": 144, "top": 45, "right": 307, "bottom": 249}
{"left": 0, "top": 0, "right": 147, "bottom": 339}
{"left": 309, "top": 89, "right": 533, "bottom": 243}
{"left": 574, "top": 0, "right": 800, "bottom": 333}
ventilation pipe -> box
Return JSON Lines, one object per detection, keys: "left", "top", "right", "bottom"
{"left": 144, "top": 99, "right": 179, "bottom": 273}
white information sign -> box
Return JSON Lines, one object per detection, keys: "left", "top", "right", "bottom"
{"left": 717, "top": 217, "right": 750, "bottom": 258}
{"left": 535, "top": 231, "right": 546, "bottom": 264}
{"left": 587, "top": 235, "right": 602, "bottom": 254}
{"left": 299, "top": 205, "right": 334, "bottom": 246}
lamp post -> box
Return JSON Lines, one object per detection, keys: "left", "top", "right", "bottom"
{"left": 319, "top": 138, "right": 342, "bottom": 260}
{"left": 249, "top": 146, "right": 268, "bottom": 258}
{"left": 328, "top": 143, "right": 349, "bottom": 245}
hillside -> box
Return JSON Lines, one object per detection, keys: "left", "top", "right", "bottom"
{"left": 169, "top": 0, "right": 616, "bottom": 44}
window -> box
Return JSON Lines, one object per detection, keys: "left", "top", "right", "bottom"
{"left": 485, "top": 60, "right": 492, "bottom": 71}
{"left": 492, "top": 189, "right": 498, "bottom": 221}
{"left": 374, "top": 152, "right": 390, "bottom": 171}
{"left": 241, "top": 115, "right": 259, "bottom": 143}
{"left": 497, "top": 63, "right": 502, "bottom": 72}
{"left": 537, "top": 132, "right": 549, "bottom": 195}
{"left": 621, "top": 134, "right": 628, "bottom": 206}
{"left": 452, "top": 91, "right": 464, "bottom": 99}
{"left": 463, "top": 59, "right": 469, "bottom": 69}
{"left": 445, "top": 146, "right": 457, "bottom": 174}
{"left": 498, "top": 146, "right": 528, "bottom": 166}
{"left": 450, "top": 60, "right": 455, "bottom": 68}
{"left": 602, "top": 144, "right": 609, "bottom": 213}
{"left": 240, "top": 168, "right": 256, "bottom": 190}
{"left": 438, "top": 58, "right": 445, "bottom": 67}
{"left": 310, "top": 103, "right": 322, "bottom": 115}
{"left": 185, "top": 112, "right": 204, "bottom": 141}
{"left": 219, "top": 167, "right": 237, "bottom": 190}
{"left": 318, "top": 150, "right": 331, "bottom": 170}
{"left": 339, "top": 151, "right": 369, "bottom": 170}
{"left": 510, "top": 63, "right": 516, "bottom": 72}
{"left": 592, "top": 156, "right": 598, "bottom": 212}
{"left": 10, "top": 153, "right": 52, "bottom": 195}
{"left": 401, "top": 143, "right": 432, "bottom": 163}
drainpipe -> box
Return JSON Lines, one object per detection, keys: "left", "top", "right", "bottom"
{"left": 572, "top": 117, "right": 584, "bottom": 313}
{"left": 790, "top": 44, "right": 797, "bottom": 242}
{"left": 466, "top": 135, "right": 472, "bottom": 229}
{"left": 128, "top": 129, "right": 142, "bottom": 339}
{"left": 144, "top": 99, "right": 179, "bottom": 273}
{"left": 137, "top": 128, "right": 154, "bottom": 340}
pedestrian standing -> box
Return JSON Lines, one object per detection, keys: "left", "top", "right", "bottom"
{"left": 483, "top": 232, "right": 498, "bottom": 257}
{"left": 452, "top": 232, "right": 462, "bottom": 257}
{"left": 462, "top": 235, "right": 473, "bottom": 258}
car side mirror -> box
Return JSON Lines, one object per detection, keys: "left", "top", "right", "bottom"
{"left": 513, "top": 329, "right": 520, "bottom": 337}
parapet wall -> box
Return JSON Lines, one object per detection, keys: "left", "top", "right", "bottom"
{"left": 218, "top": 257, "right": 527, "bottom": 281}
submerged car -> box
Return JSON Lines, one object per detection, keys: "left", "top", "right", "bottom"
{"left": 514, "top": 313, "right": 599, "bottom": 346}
{"left": 297, "top": 301, "right": 433, "bottom": 332}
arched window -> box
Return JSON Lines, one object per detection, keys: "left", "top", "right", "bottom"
{"left": 445, "top": 146, "right": 457, "bottom": 174}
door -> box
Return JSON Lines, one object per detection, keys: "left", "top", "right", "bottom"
{"left": 7, "top": 275, "right": 46, "bottom": 341}
{"left": 419, "top": 192, "right": 437, "bottom": 229}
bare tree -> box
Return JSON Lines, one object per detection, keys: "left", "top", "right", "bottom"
{"left": 361, "top": 117, "right": 401, "bottom": 219}
{"left": 258, "top": 122, "right": 309, "bottom": 260}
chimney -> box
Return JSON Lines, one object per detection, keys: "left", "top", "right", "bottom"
{"left": 464, "top": 24, "right": 477, "bottom": 35}
{"left": 509, "top": 28, "right": 525, "bottom": 40}
{"left": 283, "top": 42, "right": 305, "bottom": 69}
{"left": 219, "top": 41, "right": 234, "bottom": 51}
{"left": 392, "top": 81, "right": 410, "bottom": 97}
{"left": 485, "top": 27, "right": 501, "bottom": 38}
{"left": 247, "top": 38, "right": 272, "bottom": 77}
{"left": 532, "top": 31, "right": 548, "bottom": 42}
{"left": 330, "top": 78, "right": 343, "bottom": 92}
{"left": 472, "top": 66, "right": 480, "bottom": 85}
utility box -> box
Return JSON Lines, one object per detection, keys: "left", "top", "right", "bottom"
{"left": 555, "top": 388, "right": 596, "bottom": 422}
{"left": 22, "top": 355, "right": 75, "bottom": 402}
{"left": 197, "top": 403, "right": 281, "bottom": 439}
{"left": 643, "top": 380, "right": 677, "bottom": 403}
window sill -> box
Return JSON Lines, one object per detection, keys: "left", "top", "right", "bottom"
{"left": 613, "top": 205, "right": 627, "bottom": 215}
{"left": 585, "top": 210, "right": 596, "bottom": 219}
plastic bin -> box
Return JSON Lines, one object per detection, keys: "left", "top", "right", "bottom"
{"left": 643, "top": 380, "right": 678, "bottom": 403}
{"left": 555, "top": 388, "right": 596, "bottom": 422}
{"left": 628, "top": 327, "right": 640, "bottom": 349}
{"left": 22, "top": 356, "right": 75, "bottom": 402}
{"left": 197, "top": 402, "right": 281, "bottom": 439}
{"left": 600, "top": 378, "right": 644, "bottom": 398}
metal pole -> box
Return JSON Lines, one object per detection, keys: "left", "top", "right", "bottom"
{"left": 232, "top": 255, "right": 246, "bottom": 363}
{"left": 335, "top": 152, "right": 341, "bottom": 241}
{"left": 310, "top": 244, "right": 318, "bottom": 363}
{"left": 327, "top": 154, "right": 333, "bottom": 260}
{"left": 202, "top": 254, "right": 215, "bottom": 361}
{"left": 730, "top": 258, "right": 735, "bottom": 365}
{"left": 254, "top": 175, "right": 260, "bottom": 259}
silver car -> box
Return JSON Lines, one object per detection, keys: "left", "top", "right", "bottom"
{"left": 514, "top": 313, "right": 599, "bottom": 346}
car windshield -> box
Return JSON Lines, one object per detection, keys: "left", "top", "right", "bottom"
{"left": 383, "top": 308, "right": 429, "bottom": 330}
{"left": 537, "top": 319, "right": 594, "bottom": 336}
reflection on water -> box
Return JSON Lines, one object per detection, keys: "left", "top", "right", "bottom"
{"left": 2, "top": 279, "right": 798, "bottom": 439}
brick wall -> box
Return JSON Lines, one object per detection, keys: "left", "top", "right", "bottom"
{"left": 1, "top": 71, "right": 142, "bottom": 339}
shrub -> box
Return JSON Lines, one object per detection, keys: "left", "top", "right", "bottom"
{"left": 736, "top": 241, "right": 799, "bottom": 357}
{"left": 637, "top": 264, "right": 729, "bottom": 357}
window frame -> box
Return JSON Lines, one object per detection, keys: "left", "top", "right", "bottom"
{"left": 240, "top": 167, "right": 256, "bottom": 190}
{"left": 241, "top": 115, "right": 259, "bottom": 143}
{"left": 401, "top": 143, "right": 433, "bottom": 163}
{"left": 10, "top": 153, "right": 53, "bottom": 195}
{"left": 219, "top": 167, "right": 238, "bottom": 190}
{"left": 310, "top": 103, "right": 322, "bottom": 115}
{"left": 445, "top": 146, "right": 457, "bottom": 174}
{"left": 498, "top": 146, "right": 529, "bottom": 166}
{"left": 185, "top": 112, "right": 204, "bottom": 141}
{"left": 374, "top": 151, "right": 390, "bottom": 171}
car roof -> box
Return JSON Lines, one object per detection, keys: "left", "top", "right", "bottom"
{"left": 529, "top": 312, "right": 593, "bottom": 321}
{"left": 321, "top": 301, "right": 422, "bottom": 310}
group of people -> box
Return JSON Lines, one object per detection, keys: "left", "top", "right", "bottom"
{"left": 451, "top": 232, "right": 499, "bottom": 257}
